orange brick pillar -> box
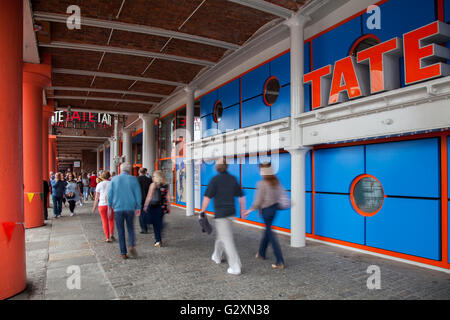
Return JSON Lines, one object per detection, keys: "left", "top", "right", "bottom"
{"left": 49, "top": 135, "right": 56, "bottom": 175}
{"left": 23, "top": 57, "right": 51, "bottom": 229}
{"left": 0, "top": 0, "right": 26, "bottom": 300}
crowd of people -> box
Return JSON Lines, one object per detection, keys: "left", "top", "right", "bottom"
{"left": 44, "top": 158, "right": 289, "bottom": 275}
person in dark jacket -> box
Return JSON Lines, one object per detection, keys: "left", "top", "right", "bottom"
{"left": 51, "top": 172, "right": 67, "bottom": 218}
{"left": 137, "top": 167, "right": 152, "bottom": 234}
{"left": 43, "top": 180, "right": 49, "bottom": 220}
{"left": 198, "top": 157, "right": 246, "bottom": 275}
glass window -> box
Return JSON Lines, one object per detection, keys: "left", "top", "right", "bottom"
{"left": 263, "top": 76, "right": 280, "bottom": 106}
{"left": 351, "top": 36, "right": 380, "bottom": 57}
{"left": 213, "top": 101, "right": 223, "bottom": 123}
{"left": 351, "top": 175, "right": 384, "bottom": 216}
{"left": 159, "top": 159, "right": 175, "bottom": 201}
{"left": 158, "top": 113, "right": 175, "bottom": 159}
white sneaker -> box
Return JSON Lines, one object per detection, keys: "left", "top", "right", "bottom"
{"left": 211, "top": 254, "right": 221, "bottom": 264}
{"left": 70, "top": 213, "right": 74, "bottom": 217}
{"left": 227, "top": 267, "right": 241, "bottom": 275}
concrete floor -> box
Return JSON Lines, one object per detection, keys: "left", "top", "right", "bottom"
{"left": 9, "top": 200, "right": 450, "bottom": 300}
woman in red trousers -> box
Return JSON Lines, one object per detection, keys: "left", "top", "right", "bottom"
{"left": 92, "top": 171, "right": 115, "bottom": 242}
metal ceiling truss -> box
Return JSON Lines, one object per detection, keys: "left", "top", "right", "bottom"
{"left": 227, "top": 0, "right": 294, "bottom": 19}
{"left": 34, "top": 11, "right": 240, "bottom": 51}
{"left": 47, "top": 86, "right": 168, "bottom": 99}
{"left": 52, "top": 95, "right": 155, "bottom": 105}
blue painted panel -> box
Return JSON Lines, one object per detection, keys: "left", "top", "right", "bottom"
{"left": 200, "top": 90, "right": 218, "bottom": 118}
{"left": 312, "top": 16, "right": 362, "bottom": 69}
{"left": 304, "top": 41, "right": 311, "bottom": 74}
{"left": 305, "top": 192, "right": 312, "bottom": 234}
{"left": 241, "top": 95, "right": 270, "bottom": 128}
{"left": 243, "top": 188, "right": 264, "bottom": 224}
{"left": 304, "top": 83, "right": 311, "bottom": 113}
{"left": 106, "top": 147, "right": 110, "bottom": 170}
{"left": 132, "top": 132, "right": 142, "bottom": 144}
{"left": 270, "top": 52, "right": 290, "bottom": 87}
{"left": 270, "top": 84, "right": 290, "bottom": 121}
{"left": 241, "top": 156, "right": 263, "bottom": 189}
{"left": 242, "top": 63, "right": 270, "bottom": 101}
{"left": 366, "top": 138, "right": 440, "bottom": 198}
{"left": 201, "top": 160, "right": 216, "bottom": 186}
{"left": 315, "top": 145, "right": 365, "bottom": 193}
{"left": 226, "top": 159, "right": 241, "bottom": 184}
{"left": 218, "top": 104, "right": 240, "bottom": 133}
{"left": 218, "top": 78, "right": 240, "bottom": 108}
{"left": 448, "top": 136, "right": 450, "bottom": 198}
{"left": 362, "top": 0, "right": 436, "bottom": 42}
{"left": 304, "top": 41, "right": 312, "bottom": 112}
{"left": 305, "top": 150, "right": 312, "bottom": 192}
{"left": 201, "top": 114, "right": 218, "bottom": 138}
{"left": 365, "top": 198, "right": 441, "bottom": 260}
{"left": 273, "top": 191, "right": 291, "bottom": 230}
{"left": 201, "top": 186, "right": 215, "bottom": 213}
{"left": 315, "top": 193, "right": 365, "bottom": 244}
{"left": 446, "top": 0, "right": 450, "bottom": 22}
{"left": 176, "top": 158, "right": 186, "bottom": 206}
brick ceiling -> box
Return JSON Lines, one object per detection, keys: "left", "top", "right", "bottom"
{"left": 31, "top": 0, "right": 307, "bottom": 161}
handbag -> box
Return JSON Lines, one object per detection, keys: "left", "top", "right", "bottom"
{"left": 278, "top": 186, "right": 291, "bottom": 210}
{"left": 66, "top": 192, "right": 75, "bottom": 199}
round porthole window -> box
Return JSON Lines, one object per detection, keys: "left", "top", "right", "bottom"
{"left": 350, "top": 35, "right": 380, "bottom": 57}
{"left": 213, "top": 100, "right": 223, "bottom": 123}
{"left": 263, "top": 76, "right": 280, "bottom": 106}
{"left": 350, "top": 175, "right": 385, "bottom": 217}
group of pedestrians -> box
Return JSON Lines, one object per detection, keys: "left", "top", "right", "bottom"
{"left": 46, "top": 157, "right": 288, "bottom": 276}
{"left": 198, "top": 157, "right": 288, "bottom": 275}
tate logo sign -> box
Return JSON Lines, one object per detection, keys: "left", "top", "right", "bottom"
{"left": 51, "top": 111, "right": 112, "bottom": 128}
{"left": 304, "top": 21, "right": 450, "bottom": 109}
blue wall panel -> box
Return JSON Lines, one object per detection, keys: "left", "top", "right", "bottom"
{"left": 448, "top": 135, "right": 450, "bottom": 198}
{"left": 366, "top": 138, "right": 440, "bottom": 198}
{"left": 273, "top": 192, "right": 291, "bottom": 230}
{"left": 241, "top": 96, "right": 270, "bottom": 128}
{"left": 201, "top": 114, "right": 218, "bottom": 138}
{"left": 312, "top": 16, "right": 362, "bottom": 69}
{"left": 315, "top": 145, "right": 365, "bottom": 193}
{"left": 270, "top": 52, "right": 290, "bottom": 87}
{"left": 176, "top": 158, "right": 186, "bottom": 206}
{"left": 218, "top": 78, "right": 240, "bottom": 108}
{"left": 242, "top": 63, "right": 270, "bottom": 101}
{"left": 200, "top": 90, "right": 218, "bottom": 118}
{"left": 362, "top": 0, "right": 436, "bottom": 42}
{"left": 315, "top": 193, "right": 365, "bottom": 244}
{"left": 201, "top": 160, "right": 216, "bottom": 186}
{"left": 201, "top": 186, "right": 215, "bottom": 213}
{"left": 241, "top": 156, "right": 263, "bottom": 189}
{"left": 106, "top": 147, "right": 110, "bottom": 170}
{"left": 270, "top": 84, "right": 291, "bottom": 121}
{"left": 218, "top": 104, "right": 240, "bottom": 133}
{"left": 446, "top": 0, "right": 450, "bottom": 22}
{"left": 132, "top": 132, "right": 142, "bottom": 144}
{"left": 365, "top": 198, "right": 441, "bottom": 260}
{"left": 306, "top": 192, "right": 312, "bottom": 234}
{"left": 243, "top": 188, "right": 264, "bottom": 224}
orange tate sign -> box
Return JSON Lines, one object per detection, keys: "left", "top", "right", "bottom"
{"left": 304, "top": 21, "right": 450, "bottom": 109}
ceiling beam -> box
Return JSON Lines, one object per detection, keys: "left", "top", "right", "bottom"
{"left": 53, "top": 95, "right": 155, "bottom": 105}
{"left": 227, "top": 0, "right": 294, "bottom": 19}
{"left": 55, "top": 106, "right": 151, "bottom": 116}
{"left": 56, "top": 135, "right": 110, "bottom": 140}
{"left": 53, "top": 68, "right": 185, "bottom": 87}
{"left": 40, "top": 41, "right": 216, "bottom": 67}
{"left": 47, "top": 86, "right": 168, "bottom": 99}
{"left": 33, "top": 11, "right": 240, "bottom": 51}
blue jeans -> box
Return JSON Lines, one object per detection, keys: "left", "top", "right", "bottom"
{"left": 114, "top": 211, "right": 135, "bottom": 255}
{"left": 83, "top": 187, "right": 89, "bottom": 200}
{"left": 258, "top": 203, "right": 284, "bottom": 265}
{"left": 149, "top": 206, "right": 163, "bottom": 243}
{"left": 52, "top": 196, "right": 63, "bottom": 217}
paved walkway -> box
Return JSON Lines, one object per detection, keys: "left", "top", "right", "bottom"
{"left": 10, "top": 200, "right": 450, "bottom": 300}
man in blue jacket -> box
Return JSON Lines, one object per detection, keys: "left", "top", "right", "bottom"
{"left": 107, "top": 162, "right": 142, "bottom": 259}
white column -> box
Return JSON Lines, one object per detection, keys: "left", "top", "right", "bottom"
{"left": 113, "top": 116, "right": 120, "bottom": 169}
{"left": 96, "top": 148, "right": 101, "bottom": 173}
{"left": 109, "top": 138, "right": 115, "bottom": 173}
{"left": 139, "top": 114, "right": 157, "bottom": 174}
{"left": 122, "top": 128, "right": 132, "bottom": 164}
{"left": 285, "top": 13, "right": 310, "bottom": 248}
{"left": 184, "top": 87, "right": 195, "bottom": 216}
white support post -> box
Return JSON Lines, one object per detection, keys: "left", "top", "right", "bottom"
{"left": 96, "top": 148, "right": 101, "bottom": 173}
{"left": 108, "top": 137, "right": 115, "bottom": 173}
{"left": 122, "top": 128, "right": 132, "bottom": 164}
{"left": 285, "top": 13, "right": 310, "bottom": 248}
{"left": 139, "top": 114, "right": 157, "bottom": 174}
{"left": 184, "top": 86, "right": 196, "bottom": 216}
{"left": 102, "top": 143, "right": 106, "bottom": 171}
{"left": 113, "top": 116, "right": 120, "bottom": 170}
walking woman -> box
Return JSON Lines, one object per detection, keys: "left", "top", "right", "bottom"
{"left": 65, "top": 173, "right": 82, "bottom": 217}
{"left": 51, "top": 172, "right": 67, "bottom": 218}
{"left": 82, "top": 172, "right": 90, "bottom": 201}
{"left": 243, "top": 163, "right": 286, "bottom": 269}
{"left": 92, "top": 171, "right": 115, "bottom": 242}
{"left": 143, "top": 170, "right": 170, "bottom": 247}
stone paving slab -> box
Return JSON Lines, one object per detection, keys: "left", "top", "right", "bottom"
{"left": 9, "top": 200, "right": 450, "bottom": 300}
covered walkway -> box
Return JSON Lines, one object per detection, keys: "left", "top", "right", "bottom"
{"left": 10, "top": 201, "right": 450, "bottom": 300}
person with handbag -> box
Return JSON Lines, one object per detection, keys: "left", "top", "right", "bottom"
{"left": 65, "top": 173, "right": 82, "bottom": 217}
{"left": 243, "top": 162, "right": 287, "bottom": 270}
{"left": 137, "top": 167, "right": 153, "bottom": 234}
{"left": 92, "top": 171, "right": 115, "bottom": 242}
{"left": 143, "top": 170, "right": 170, "bottom": 248}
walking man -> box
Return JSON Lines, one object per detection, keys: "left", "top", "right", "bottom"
{"left": 199, "top": 157, "right": 246, "bottom": 275}
{"left": 137, "top": 167, "right": 152, "bottom": 234}
{"left": 107, "top": 162, "right": 142, "bottom": 259}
